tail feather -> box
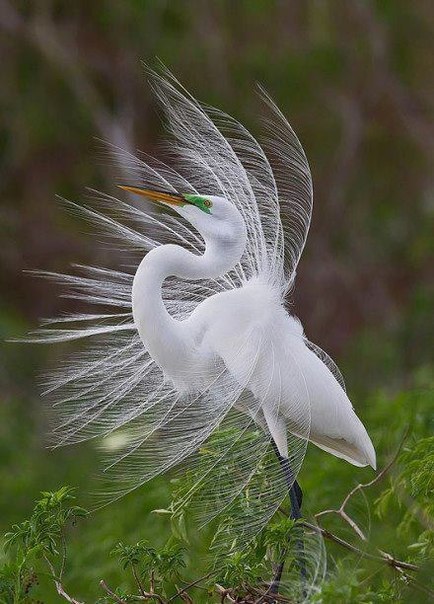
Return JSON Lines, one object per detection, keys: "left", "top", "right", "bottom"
{"left": 309, "top": 432, "right": 376, "bottom": 469}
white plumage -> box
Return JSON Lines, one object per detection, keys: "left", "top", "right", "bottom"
{"left": 131, "top": 194, "right": 375, "bottom": 470}
{"left": 28, "top": 69, "right": 375, "bottom": 533}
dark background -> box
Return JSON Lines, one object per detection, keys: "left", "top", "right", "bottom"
{"left": 1, "top": 1, "right": 433, "bottom": 602}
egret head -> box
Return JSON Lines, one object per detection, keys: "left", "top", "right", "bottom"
{"left": 119, "top": 186, "right": 246, "bottom": 248}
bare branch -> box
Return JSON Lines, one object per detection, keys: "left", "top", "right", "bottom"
{"left": 100, "top": 579, "right": 166, "bottom": 603}
{"left": 173, "top": 584, "right": 193, "bottom": 603}
{"left": 131, "top": 564, "right": 146, "bottom": 598}
{"left": 302, "top": 521, "right": 418, "bottom": 573}
{"left": 167, "top": 573, "right": 213, "bottom": 602}
{"left": 215, "top": 584, "right": 237, "bottom": 603}
{"left": 315, "top": 427, "right": 409, "bottom": 541}
{"left": 43, "top": 555, "right": 84, "bottom": 604}
{"left": 100, "top": 579, "right": 128, "bottom": 604}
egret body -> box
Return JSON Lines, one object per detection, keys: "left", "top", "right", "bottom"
{"left": 127, "top": 188, "right": 376, "bottom": 470}
{"left": 30, "top": 72, "right": 375, "bottom": 545}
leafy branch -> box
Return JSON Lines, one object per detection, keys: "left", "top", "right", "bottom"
{"left": 314, "top": 427, "right": 409, "bottom": 541}
{"left": 1, "top": 426, "right": 432, "bottom": 602}
{"left": 2, "top": 486, "right": 88, "bottom": 603}
{"left": 307, "top": 429, "right": 434, "bottom": 599}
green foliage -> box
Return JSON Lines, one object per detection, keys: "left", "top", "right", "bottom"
{"left": 375, "top": 435, "right": 434, "bottom": 574}
{"left": 95, "top": 540, "right": 187, "bottom": 602}
{"left": 263, "top": 517, "right": 296, "bottom": 560}
{"left": 212, "top": 517, "right": 301, "bottom": 597}
{"left": 310, "top": 562, "right": 402, "bottom": 603}
{"left": 112, "top": 539, "right": 185, "bottom": 582}
{"left": 5, "top": 486, "right": 87, "bottom": 557}
{"left": 0, "top": 487, "right": 87, "bottom": 604}
{"left": 396, "top": 437, "right": 433, "bottom": 502}
{"left": 0, "top": 398, "right": 433, "bottom": 602}
{"left": 215, "top": 550, "right": 266, "bottom": 591}
{"left": 1, "top": 0, "right": 433, "bottom": 600}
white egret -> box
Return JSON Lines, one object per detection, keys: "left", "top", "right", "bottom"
{"left": 29, "top": 71, "right": 375, "bottom": 553}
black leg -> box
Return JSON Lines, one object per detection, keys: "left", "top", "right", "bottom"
{"left": 269, "top": 440, "right": 307, "bottom": 598}
{"left": 269, "top": 440, "right": 303, "bottom": 517}
{"left": 293, "top": 480, "right": 303, "bottom": 510}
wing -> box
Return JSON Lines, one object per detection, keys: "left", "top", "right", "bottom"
{"left": 23, "top": 72, "right": 315, "bottom": 536}
{"left": 304, "top": 338, "right": 347, "bottom": 392}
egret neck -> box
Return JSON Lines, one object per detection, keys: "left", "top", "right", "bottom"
{"left": 132, "top": 234, "right": 246, "bottom": 378}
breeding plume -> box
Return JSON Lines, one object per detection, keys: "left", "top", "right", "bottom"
{"left": 30, "top": 71, "right": 375, "bottom": 554}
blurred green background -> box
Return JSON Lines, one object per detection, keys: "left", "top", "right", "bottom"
{"left": 1, "top": 1, "right": 433, "bottom": 602}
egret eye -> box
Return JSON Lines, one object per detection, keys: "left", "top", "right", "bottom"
{"left": 204, "top": 199, "right": 212, "bottom": 208}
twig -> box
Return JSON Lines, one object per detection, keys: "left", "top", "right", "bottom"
{"left": 309, "top": 428, "right": 421, "bottom": 585}
{"left": 43, "top": 555, "right": 84, "bottom": 604}
{"left": 167, "top": 572, "right": 213, "bottom": 602}
{"left": 149, "top": 570, "right": 155, "bottom": 595}
{"left": 174, "top": 584, "right": 193, "bottom": 603}
{"left": 100, "top": 579, "right": 167, "bottom": 603}
{"left": 248, "top": 585, "right": 293, "bottom": 602}
{"left": 131, "top": 564, "right": 146, "bottom": 598}
{"left": 60, "top": 531, "right": 68, "bottom": 580}
{"left": 215, "top": 584, "right": 237, "bottom": 603}
{"left": 315, "top": 427, "right": 409, "bottom": 541}
{"left": 395, "top": 568, "right": 434, "bottom": 599}
{"left": 100, "top": 579, "right": 128, "bottom": 604}
{"left": 301, "top": 521, "right": 418, "bottom": 572}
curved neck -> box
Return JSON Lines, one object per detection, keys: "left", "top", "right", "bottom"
{"left": 132, "top": 237, "right": 244, "bottom": 377}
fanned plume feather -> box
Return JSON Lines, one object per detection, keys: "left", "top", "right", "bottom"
{"left": 24, "top": 68, "right": 335, "bottom": 596}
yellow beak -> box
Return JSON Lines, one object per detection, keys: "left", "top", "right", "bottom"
{"left": 118, "top": 185, "right": 185, "bottom": 207}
